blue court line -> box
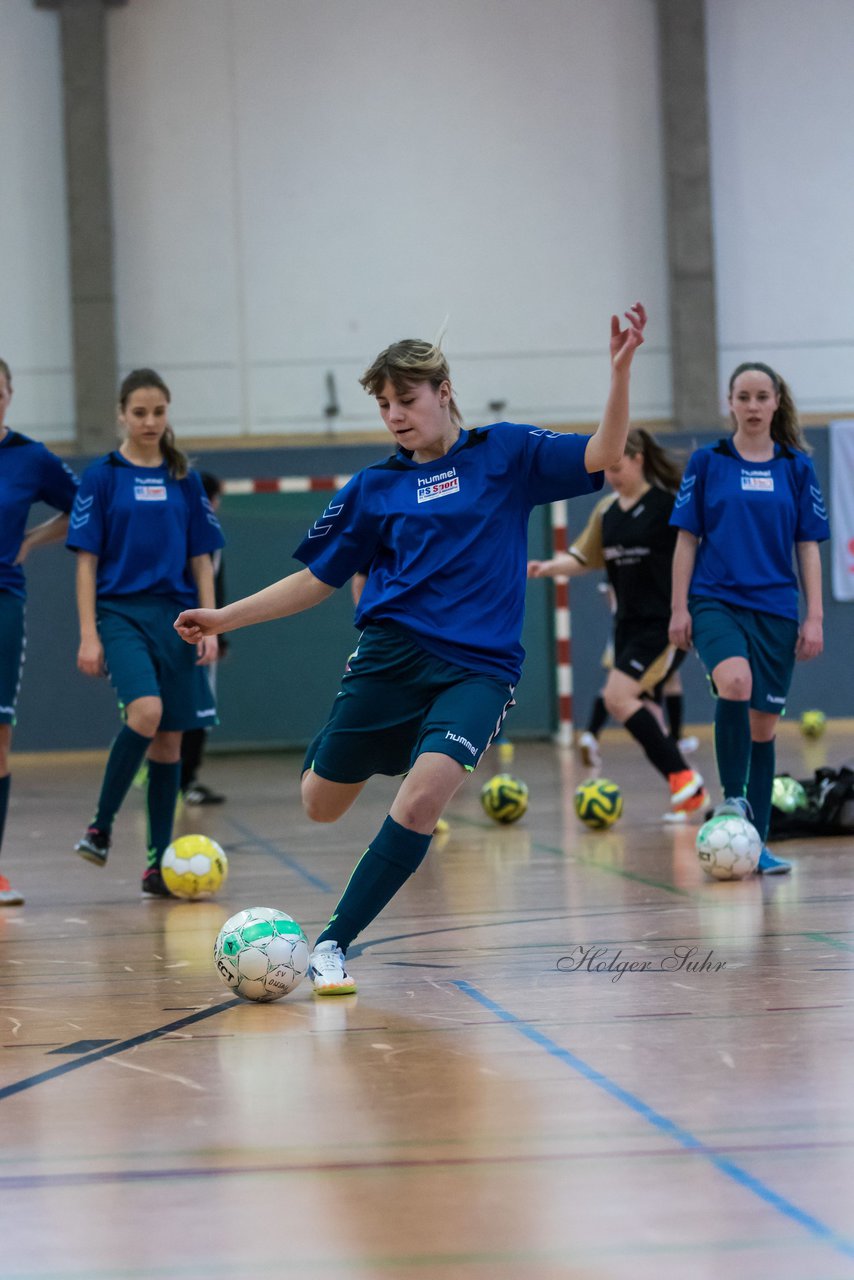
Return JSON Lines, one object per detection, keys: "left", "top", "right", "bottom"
{"left": 224, "top": 817, "right": 333, "bottom": 892}
{"left": 453, "top": 980, "right": 854, "bottom": 1262}
{"left": 0, "top": 1000, "right": 240, "bottom": 1102}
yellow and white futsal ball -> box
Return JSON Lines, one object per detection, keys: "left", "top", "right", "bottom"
{"left": 161, "top": 834, "right": 228, "bottom": 900}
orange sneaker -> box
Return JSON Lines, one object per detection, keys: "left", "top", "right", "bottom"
{"left": 669, "top": 769, "right": 707, "bottom": 815}
{"left": 0, "top": 873, "right": 24, "bottom": 906}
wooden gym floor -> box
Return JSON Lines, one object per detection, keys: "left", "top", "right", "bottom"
{"left": 2, "top": 725, "right": 853, "bottom": 1280}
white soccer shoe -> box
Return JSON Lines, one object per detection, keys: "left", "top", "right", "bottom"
{"left": 308, "top": 940, "right": 357, "bottom": 996}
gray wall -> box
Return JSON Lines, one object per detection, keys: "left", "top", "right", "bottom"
{"left": 16, "top": 426, "right": 847, "bottom": 754}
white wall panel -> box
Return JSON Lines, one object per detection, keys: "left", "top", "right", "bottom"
{"left": 106, "top": 0, "right": 668, "bottom": 435}
{"left": 108, "top": 0, "right": 244, "bottom": 434}
{"left": 707, "top": 0, "right": 854, "bottom": 413}
{"left": 0, "top": 1, "right": 72, "bottom": 442}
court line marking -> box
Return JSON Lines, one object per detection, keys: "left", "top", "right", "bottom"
{"left": 453, "top": 980, "right": 854, "bottom": 1262}
{"left": 801, "top": 931, "right": 854, "bottom": 953}
{"left": 0, "top": 1001, "right": 239, "bottom": 1102}
{"left": 224, "top": 816, "right": 333, "bottom": 892}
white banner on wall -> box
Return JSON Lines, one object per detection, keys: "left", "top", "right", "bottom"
{"left": 829, "top": 420, "right": 854, "bottom": 602}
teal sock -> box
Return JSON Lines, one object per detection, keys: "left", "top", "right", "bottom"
{"left": 0, "top": 774, "right": 9, "bottom": 853}
{"left": 747, "top": 739, "right": 775, "bottom": 842}
{"left": 146, "top": 760, "right": 181, "bottom": 870}
{"left": 714, "top": 698, "right": 751, "bottom": 799}
{"left": 315, "top": 815, "right": 433, "bottom": 952}
{"left": 94, "top": 726, "right": 152, "bottom": 832}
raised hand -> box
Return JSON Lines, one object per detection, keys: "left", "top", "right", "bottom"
{"left": 610, "top": 303, "right": 647, "bottom": 373}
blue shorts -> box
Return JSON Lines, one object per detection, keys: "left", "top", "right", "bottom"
{"left": 0, "top": 591, "right": 25, "bottom": 726}
{"left": 689, "top": 596, "right": 799, "bottom": 715}
{"left": 97, "top": 594, "right": 217, "bottom": 733}
{"left": 305, "top": 622, "right": 515, "bottom": 784}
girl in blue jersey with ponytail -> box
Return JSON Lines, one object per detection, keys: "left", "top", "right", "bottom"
{"left": 176, "top": 304, "right": 646, "bottom": 991}
{"left": 0, "top": 358, "right": 79, "bottom": 905}
{"left": 67, "top": 369, "right": 224, "bottom": 896}
{"left": 669, "top": 363, "right": 829, "bottom": 874}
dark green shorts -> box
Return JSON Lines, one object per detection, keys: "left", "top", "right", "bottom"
{"left": 0, "top": 591, "right": 25, "bottom": 726}
{"left": 305, "top": 622, "right": 516, "bottom": 784}
{"left": 689, "top": 595, "right": 798, "bottom": 715}
{"left": 98, "top": 594, "right": 217, "bottom": 732}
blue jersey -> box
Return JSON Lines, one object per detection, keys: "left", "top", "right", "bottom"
{"left": 0, "top": 430, "right": 79, "bottom": 599}
{"left": 294, "top": 423, "right": 602, "bottom": 681}
{"left": 66, "top": 453, "right": 224, "bottom": 607}
{"left": 670, "top": 437, "right": 829, "bottom": 620}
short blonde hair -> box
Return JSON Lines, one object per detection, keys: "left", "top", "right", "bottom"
{"left": 360, "top": 340, "right": 462, "bottom": 427}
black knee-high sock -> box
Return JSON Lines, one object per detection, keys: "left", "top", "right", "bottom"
{"left": 665, "top": 694, "right": 683, "bottom": 742}
{"left": 747, "top": 739, "right": 775, "bottom": 842}
{"left": 586, "top": 696, "right": 609, "bottom": 737}
{"left": 0, "top": 774, "right": 10, "bottom": 855}
{"left": 180, "top": 728, "right": 205, "bottom": 791}
{"left": 624, "top": 707, "right": 688, "bottom": 779}
{"left": 94, "top": 726, "right": 152, "bottom": 832}
{"left": 315, "top": 815, "right": 432, "bottom": 953}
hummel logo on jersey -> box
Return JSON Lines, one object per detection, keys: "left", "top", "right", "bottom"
{"left": 70, "top": 493, "right": 94, "bottom": 529}
{"left": 674, "top": 474, "right": 695, "bottom": 508}
{"left": 307, "top": 502, "right": 343, "bottom": 539}
{"left": 741, "top": 470, "right": 773, "bottom": 492}
{"left": 134, "top": 480, "right": 167, "bottom": 501}
{"left": 417, "top": 468, "right": 459, "bottom": 504}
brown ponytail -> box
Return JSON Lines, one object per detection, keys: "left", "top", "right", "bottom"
{"left": 625, "top": 428, "right": 683, "bottom": 493}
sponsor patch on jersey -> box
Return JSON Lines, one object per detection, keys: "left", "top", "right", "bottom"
{"left": 134, "top": 481, "right": 167, "bottom": 501}
{"left": 741, "top": 471, "right": 774, "bottom": 492}
{"left": 417, "top": 473, "right": 460, "bottom": 503}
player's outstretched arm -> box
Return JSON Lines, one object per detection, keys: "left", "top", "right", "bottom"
{"left": 585, "top": 303, "right": 647, "bottom": 474}
{"left": 528, "top": 553, "right": 588, "bottom": 580}
{"left": 174, "top": 566, "right": 335, "bottom": 643}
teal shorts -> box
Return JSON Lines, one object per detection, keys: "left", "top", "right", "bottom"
{"left": 305, "top": 622, "right": 516, "bottom": 784}
{"left": 689, "top": 595, "right": 799, "bottom": 715}
{"left": 0, "top": 591, "right": 25, "bottom": 726}
{"left": 97, "top": 594, "right": 217, "bottom": 732}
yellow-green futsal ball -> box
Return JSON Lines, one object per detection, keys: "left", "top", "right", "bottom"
{"left": 800, "top": 709, "right": 826, "bottom": 739}
{"left": 574, "top": 778, "right": 623, "bottom": 830}
{"left": 480, "top": 774, "right": 529, "bottom": 824}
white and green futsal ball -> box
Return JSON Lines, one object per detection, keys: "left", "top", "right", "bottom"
{"left": 214, "top": 907, "right": 310, "bottom": 1002}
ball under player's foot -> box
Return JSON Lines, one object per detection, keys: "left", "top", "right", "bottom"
{"left": 74, "top": 826, "right": 111, "bottom": 866}
{"left": 308, "top": 941, "right": 357, "bottom": 995}
{"left": 0, "top": 872, "right": 24, "bottom": 906}
{"left": 669, "top": 769, "right": 707, "bottom": 815}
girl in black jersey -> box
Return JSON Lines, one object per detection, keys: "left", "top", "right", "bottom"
{"left": 529, "top": 429, "right": 706, "bottom": 817}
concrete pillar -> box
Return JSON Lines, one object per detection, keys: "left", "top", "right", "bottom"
{"left": 657, "top": 0, "right": 720, "bottom": 429}
{"left": 36, "top": 0, "right": 125, "bottom": 452}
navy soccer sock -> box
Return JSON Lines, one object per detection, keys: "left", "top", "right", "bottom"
{"left": 146, "top": 760, "right": 182, "bottom": 870}
{"left": 747, "top": 739, "right": 775, "bottom": 842}
{"left": 94, "top": 726, "right": 152, "bottom": 833}
{"left": 315, "top": 815, "right": 432, "bottom": 953}
{"left": 0, "top": 774, "right": 9, "bottom": 854}
{"left": 714, "top": 698, "right": 752, "bottom": 800}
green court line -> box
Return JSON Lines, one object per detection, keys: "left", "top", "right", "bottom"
{"left": 448, "top": 812, "right": 692, "bottom": 898}
{"left": 800, "top": 932, "right": 854, "bottom": 953}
